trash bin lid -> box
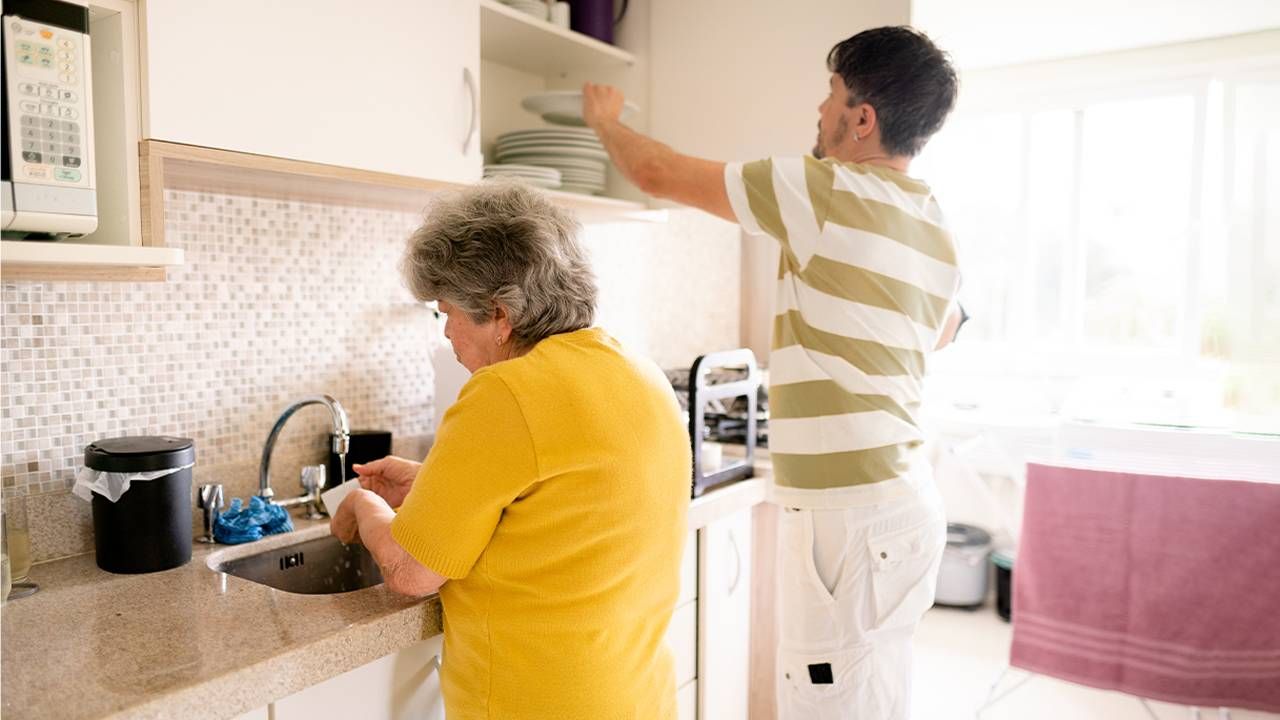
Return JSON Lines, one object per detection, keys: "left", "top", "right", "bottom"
{"left": 991, "top": 547, "right": 1016, "bottom": 570}
{"left": 946, "top": 522, "right": 992, "bottom": 548}
{"left": 84, "top": 436, "right": 195, "bottom": 472}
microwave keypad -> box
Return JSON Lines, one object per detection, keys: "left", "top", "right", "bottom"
{"left": 18, "top": 113, "right": 82, "bottom": 174}
{"left": 9, "top": 22, "right": 86, "bottom": 184}
{"left": 14, "top": 37, "right": 78, "bottom": 84}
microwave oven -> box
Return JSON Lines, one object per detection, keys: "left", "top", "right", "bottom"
{"left": 1, "top": 0, "right": 97, "bottom": 238}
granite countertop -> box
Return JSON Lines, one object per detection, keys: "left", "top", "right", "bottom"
{"left": 0, "top": 519, "right": 442, "bottom": 720}
{"left": 1, "top": 455, "right": 771, "bottom": 720}
{"left": 688, "top": 452, "right": 770, "bottom": 528}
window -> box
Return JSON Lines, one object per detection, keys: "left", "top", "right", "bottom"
{"left": 915, "top": 44, "right": 1280, "bottom": 433}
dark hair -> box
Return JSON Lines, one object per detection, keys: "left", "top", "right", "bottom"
{"left": 826, "top": 26, "right": 958, "bottom": 157}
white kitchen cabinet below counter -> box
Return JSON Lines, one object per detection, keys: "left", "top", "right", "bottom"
{"left": 272, "top": 635, "right": 444, "bottom": 720}
{"left": 666, "top": 528, "right": 700, "bottom": 685}
{"left": 677, "top": 678, "right": 697, "bottom": 720}
{"left": 698, "top": 506, "right": 754, "bottom": 720}
{"left": 688, "top": 477, "right": 766, "bottom": 530}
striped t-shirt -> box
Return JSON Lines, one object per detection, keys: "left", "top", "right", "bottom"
{"left": 724, "top": 156, "right": 960, "bottom": 508}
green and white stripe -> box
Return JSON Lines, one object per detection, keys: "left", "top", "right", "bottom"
{"left": 776, "top": 274, "right": 940, "bottom": 352}
{"left": 767, "top": 344, "right": 921, "bottom": 405}
{"left": 724, "top": 156, "right": 960, "bottom": 504}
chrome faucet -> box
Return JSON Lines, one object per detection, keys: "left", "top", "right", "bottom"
{"left": 258, "top": 395, "right": 350, "bottom": 516}
{"left": 197, "top": 483, "right": 224, "bottom": 542}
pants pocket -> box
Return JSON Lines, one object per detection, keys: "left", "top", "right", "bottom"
{"left": 866, "top": 516, "right": 944, "bottom": 632}
{"left": 777, "top": 645, "right": 873, "bottom": 718}
{"left": 778, "top": 508, "right": 838, "bottom": 606}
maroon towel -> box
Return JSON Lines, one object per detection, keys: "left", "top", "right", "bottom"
{"left": 1011, "top": 463, "right": 1280, "bottom": 712}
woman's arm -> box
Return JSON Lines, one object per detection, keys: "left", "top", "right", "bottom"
{"left": 332, "top": 489, "right": 448, "bottom": 597}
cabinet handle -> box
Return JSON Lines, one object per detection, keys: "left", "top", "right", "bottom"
{"left": 462, "top": 67, "right": 478, "bottom": 153}
{"left": 727, "top": 531, "right": 742, "bottom": 595}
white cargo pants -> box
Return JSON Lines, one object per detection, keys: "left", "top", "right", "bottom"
{"left": 775, "top": 480, "right": 946, "bottom": 720}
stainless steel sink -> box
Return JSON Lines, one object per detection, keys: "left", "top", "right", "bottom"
{"left": 214, "top": 534, "right": 383, "bottom": 594}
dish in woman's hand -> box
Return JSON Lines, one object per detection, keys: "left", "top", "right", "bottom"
{"left": 321, "top": 478, "right": 363, "bottom": 516}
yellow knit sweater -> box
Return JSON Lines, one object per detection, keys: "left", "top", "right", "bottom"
{"left": 391, "top": 327, "right": 691, "bottom": 719}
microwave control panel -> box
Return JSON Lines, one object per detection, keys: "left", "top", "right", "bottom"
{"left": 4, "top": 15, "right": 94, "bottom": 190}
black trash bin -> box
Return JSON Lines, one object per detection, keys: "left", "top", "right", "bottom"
{"left": 85, "top": 436, "right": 195, "bottom": 574}
{"left": 992, "top": 548, "right": 1016, "bottom": 622}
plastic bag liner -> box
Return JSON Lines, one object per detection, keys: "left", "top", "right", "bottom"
{"left": 72, "top": 463, "right": 195, "bottom": 503}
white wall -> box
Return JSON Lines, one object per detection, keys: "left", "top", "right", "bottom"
{"left": 647, "top": 0, "right": 910, "bottom": 161}
{"left": 948, "top": 29, "right": 1280, "bottom": 113}
{"left": 912, "top": 0, "right": 1280, "bottom": 70}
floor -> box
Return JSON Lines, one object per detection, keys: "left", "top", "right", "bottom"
{"left": 910, "top": 604, "right": 1280, "bottom": 720}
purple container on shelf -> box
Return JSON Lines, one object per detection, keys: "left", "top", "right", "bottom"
{"left": 568, "top": 0, "right": 629, "bottom": 45}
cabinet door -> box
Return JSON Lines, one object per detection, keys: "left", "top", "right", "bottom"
{"left": 272, "top": 635, "right": 445, "bottom": 720}
{"left": 677, "top": 529, "right": 698, "bottom": 608}
{"left": 666, "top": 600, "right": 698, "bottom": 688}
{"left": 141, "top": 0, "right": 481, "bottom": 182}
{"left": 698, "top": 507, "right": 753, "bottom": 720}
{"left": 677, "top": 678, "right": 697, "bottom": 720}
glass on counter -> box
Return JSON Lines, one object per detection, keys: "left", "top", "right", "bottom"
{"left": 2, "top": 494, "right": 37, "bottom": 599}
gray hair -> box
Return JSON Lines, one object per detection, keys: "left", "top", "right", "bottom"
{"left": 401, "top": 181, "right": 598, "bottom": 350}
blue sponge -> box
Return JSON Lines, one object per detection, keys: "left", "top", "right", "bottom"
{"left": 213, "top": 496, "right": 294, "bottom": 544}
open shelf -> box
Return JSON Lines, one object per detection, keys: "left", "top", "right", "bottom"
{"left": 1, "top": 241, "right": 183, "bottom": 281}
{"left": 479, "top": 0, "right": 635, "bottom": 75}
{"left": 3, "top": 139, "right": 660, "bottom": 283}
{"left": 543, "top": 189, "right": 667, "bottom": 224}
{"left": 143, "top": 140, "right": 661, "bottom": 236}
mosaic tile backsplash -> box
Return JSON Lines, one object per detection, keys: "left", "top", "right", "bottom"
{"left": 1, "top": 189, "right": 740, "bottom": 562}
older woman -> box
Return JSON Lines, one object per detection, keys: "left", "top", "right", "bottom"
{"left": 330, "top": 182, "right": 691, "bottom": 720}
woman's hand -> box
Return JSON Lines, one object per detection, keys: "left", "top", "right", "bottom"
{"left": 329, "top": 487, "right": 446, "bottom": 597}
{"left": 352, "top": 455, "right": 422, "bottom": 509}
{"left": 330, "top": 488, "right": 374, "bottom": 544}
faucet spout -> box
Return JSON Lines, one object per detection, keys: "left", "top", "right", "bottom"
{"left": 258, "top": 395, "right": 351, "bottom": 505}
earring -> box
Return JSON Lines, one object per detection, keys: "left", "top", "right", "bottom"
{"left": 496, "top": 335, "right": 504, "bottom": 346}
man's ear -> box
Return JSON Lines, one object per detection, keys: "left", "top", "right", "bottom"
{"left": 852, "top": 102, "right": 877, "bottom": 141}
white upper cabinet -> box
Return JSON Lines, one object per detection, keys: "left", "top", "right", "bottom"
{"left": 140, "top": 0, "right": 481, "bottom": 183}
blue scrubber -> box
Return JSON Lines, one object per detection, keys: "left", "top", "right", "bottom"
{"left": 213, "top": 496, "right": 294, "bottom": 544}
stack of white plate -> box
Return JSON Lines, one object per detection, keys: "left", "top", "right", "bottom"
{"left": 482, "top": 163, "right": 562, "bottom": 189}
{"left": 483, "top": 163, "right": 562, "bottom": 189}
{"left": 492, "top": 128, "right": 607, "bottom": 195}
{"left": 498, "top": 0, "right": 547, "bottom": 20}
